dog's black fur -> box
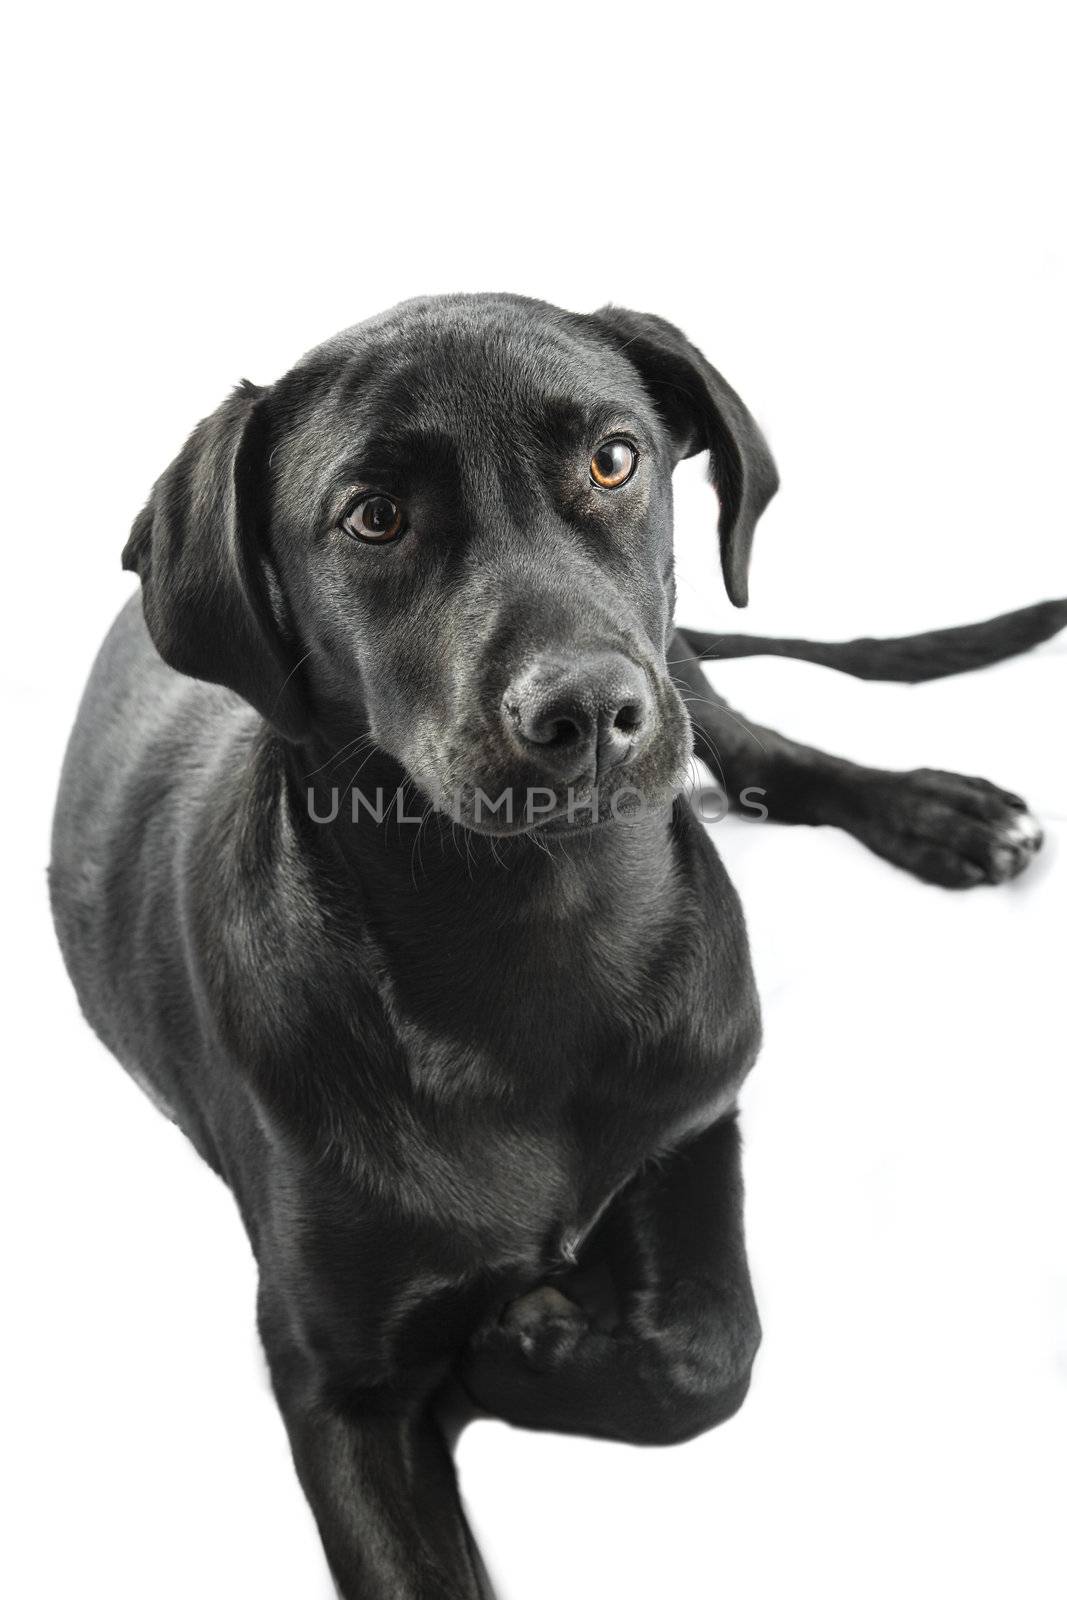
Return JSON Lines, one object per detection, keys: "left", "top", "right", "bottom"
{"left": 50, "top": 294, "right": 1063, "bottom": 1597}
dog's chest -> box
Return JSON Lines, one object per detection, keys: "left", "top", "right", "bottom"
{"left": 352, "top": 822, "right": 759, "bottom": 1267}
{"left": 386, "top": 980, "right": 752, "bottom": 1268}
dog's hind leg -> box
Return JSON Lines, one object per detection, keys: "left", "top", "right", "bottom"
{"left": 668, "top": 633, "right": 1044, "bottom": 887}
{"left": 457, "top": 1116, "right": 760, "bottom": 1447}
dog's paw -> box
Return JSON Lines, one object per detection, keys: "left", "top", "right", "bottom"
{"left": 857, "top": 768, "right": 1044, "bottom": 887}
{"left": 495, "top": 1285, "right": 589, "bottom": 1369}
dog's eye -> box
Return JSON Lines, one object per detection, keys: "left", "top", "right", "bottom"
{"left": 341, "top": 495, "right": 405, "bottom": 544}
{"left": 590, "top": 439, "right": 638, "bottom": 489}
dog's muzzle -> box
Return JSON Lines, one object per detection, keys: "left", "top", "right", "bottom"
{"left": 502, "top": 652, "right": 653, "bottom": 784}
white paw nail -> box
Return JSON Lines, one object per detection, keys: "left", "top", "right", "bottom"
{"left": 1003, "top": 812, "right": 1043, "bottom": 847}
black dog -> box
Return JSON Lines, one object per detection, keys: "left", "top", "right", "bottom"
{"left": 50, "top": 295, "right": 1065, "bottom": 1598}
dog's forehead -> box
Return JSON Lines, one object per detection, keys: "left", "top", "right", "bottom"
{"left": 295, "top": 295, "right": 652, "bottom": 440}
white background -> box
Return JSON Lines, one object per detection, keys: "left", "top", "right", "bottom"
{"left": 3, "top": 4, "right": 1065, "bottom": 1596}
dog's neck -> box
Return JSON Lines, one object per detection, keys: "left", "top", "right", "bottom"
{"left": 230, "top": 725, "right": 698, "bottom": 1089}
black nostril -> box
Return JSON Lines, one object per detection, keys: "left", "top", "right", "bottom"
{"left": 596, "top": 698, "right": 644, "bottom": 774}
{"left": 613, "top": 701, "right": 643, "bottom": 736}
{"left": 542, "top": 716, "right": 582, "bottom": 748}
{"left": 511, "top": 706, "right": 589, "bottom": 749}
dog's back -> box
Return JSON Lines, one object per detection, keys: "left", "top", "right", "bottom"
{"left": 50, "top": 593, "right": 256, "bottom": 1156}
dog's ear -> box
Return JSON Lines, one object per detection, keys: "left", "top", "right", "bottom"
{"left": 583, "top": 306, "right": 779, "bottom": 607}
{"left": 122, "top": 381, "right": 307, "bottom": 739}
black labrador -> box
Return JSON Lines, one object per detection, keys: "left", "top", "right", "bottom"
{"left": 50, "top": 294, "right": 1065, "bottom": 1598}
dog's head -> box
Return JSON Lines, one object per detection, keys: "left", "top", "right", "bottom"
{"left": 124, "top": 294, "right": 777, "bottom": 834}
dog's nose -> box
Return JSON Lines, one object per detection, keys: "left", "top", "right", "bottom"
{"left": 503, "top": 653, "right": 652, "bottom": 780}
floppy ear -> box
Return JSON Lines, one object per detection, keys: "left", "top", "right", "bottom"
{"left": 122, "top": 380, "right": 307, "bottom": 739}
{"left": 583, "top": 306, "right": 779, "bottom": 607}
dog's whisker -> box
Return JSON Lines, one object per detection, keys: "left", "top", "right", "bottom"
{"left": 267, "top": 648, "right": 313, "bottom": 723}
{"left": 338, "top": 741, "right": 387, "bottom": 813}
{"left": 687, "top": 730, "right": 730, "bottom": 793}
{"left": 303, "top": 732, "right": 375, "bottom": 780}
{"left": 673, "top": 689, "right": 768, "bottom": 755}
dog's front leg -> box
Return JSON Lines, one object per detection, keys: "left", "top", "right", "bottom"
{"left": 457, "top": 1115, "right": 760, "bottom": 1447}
{"left": 257, "top": 1283, "right": 492, "bottom": 1600}
{"left": 670, "top": 633, "right": 1043, "bottom": 886}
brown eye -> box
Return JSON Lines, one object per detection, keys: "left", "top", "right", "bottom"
{"left": 341, "top": 495, "right": 404, "bottom": 543}
{"left": 590, "top": 439, "right": 637, "bottom": 489}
